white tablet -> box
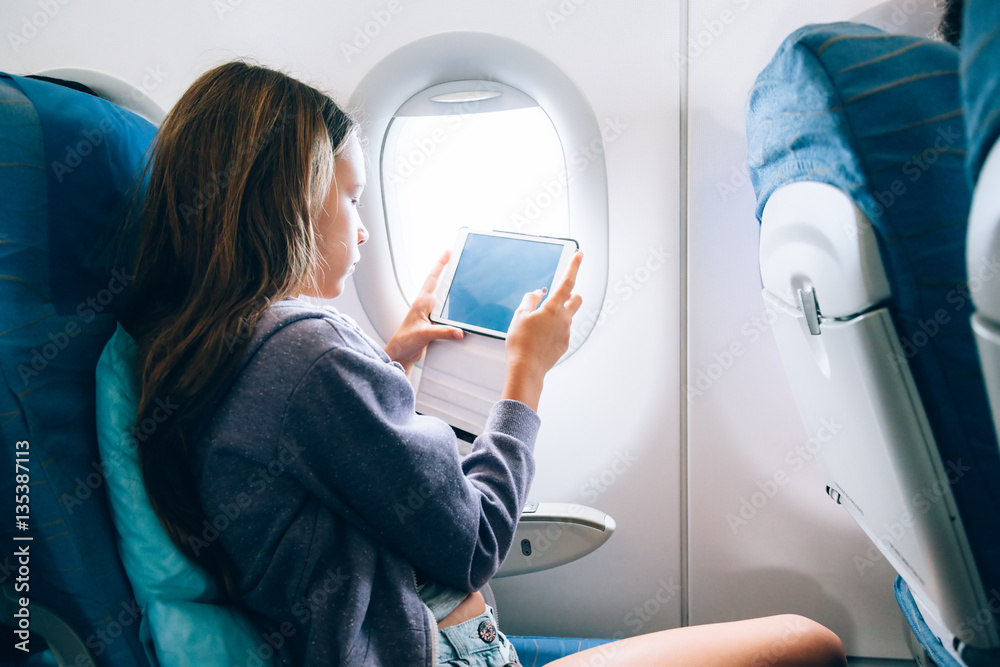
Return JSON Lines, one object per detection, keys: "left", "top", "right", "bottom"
{"left": 430, "top": 229, "right": 579, "bottom": 339}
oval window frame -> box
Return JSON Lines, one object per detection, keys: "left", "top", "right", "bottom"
{"left": 350, "top": 32, "right": 609, "bottom": 357}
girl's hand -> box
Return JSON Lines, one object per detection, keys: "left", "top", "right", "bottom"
{"left": 503, "top": 251, "right": 584, "bottom": 411}
{"left": 385, "top": 251, "right": 464, "bottom": 376}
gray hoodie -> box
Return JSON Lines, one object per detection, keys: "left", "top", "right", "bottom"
{"left": 193, "top": 298, "right": 539, "bottom": 666}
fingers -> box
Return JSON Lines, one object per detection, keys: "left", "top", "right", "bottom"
{"left": 564, "top": 293, "right": 583, "bottom": 316}
{"left": 404, "top": 324, "right": 463, "bottom": 356}
{"left": 424, "top": 323, "right": 463, "bottom": 342}
{"left": 518, "top": 289, "right": 546, "bottom": 312}
{"left": 549, "top": 251, "right": 583, "bottom": 304}
{"left": 419, "top": 250, "right": 451, "bottom": 295}
{"left": 410, "top": 291, "right": 437, "bottom": 315}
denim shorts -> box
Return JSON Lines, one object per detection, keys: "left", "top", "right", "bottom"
{"left": 437, "top": 605, "right": 520, "bottom": 666}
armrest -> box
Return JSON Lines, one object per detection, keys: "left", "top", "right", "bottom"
{"left": 495, "top": 502, "right": 615, "bottom": 578}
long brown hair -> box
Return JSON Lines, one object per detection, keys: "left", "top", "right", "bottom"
{"left": 120, "top": 61, "right": 358, "bottom": 595}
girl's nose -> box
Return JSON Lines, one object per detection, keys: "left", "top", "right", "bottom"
{"left": 358, "top": 223, "right": 370, "bottom": 246}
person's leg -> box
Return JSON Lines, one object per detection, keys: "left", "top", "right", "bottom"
{"left": 546, "top": 614, "right": 847, "bottom": 667}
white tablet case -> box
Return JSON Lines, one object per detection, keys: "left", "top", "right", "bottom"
{"left": 414, "top": 333, "right": 507, "bottom": 435}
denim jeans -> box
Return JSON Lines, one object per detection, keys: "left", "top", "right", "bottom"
{"left": 437, "top": 605, "right": 520, "bottom": 666}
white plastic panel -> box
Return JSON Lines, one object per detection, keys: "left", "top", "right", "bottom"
{"left": 497, "top": 503, "right": 616, "bottom": 578}
{"left": 393, "top": 79, "right": 538, "bottom": 117}
{"left": 972, "top": 315, "right": 1000, "bottom": 454}
{"left": 764, "top": 290, "right": 995, "bottom": 649}
{"left": 967, "top": 141, "right": 1000, "bottom": 322}
{"left": 760, "top": 182, "right": 891, "bottom": 319}
{"left": 414, "top": 335, "right": 506, "bottom": 436}
{"left": 852, "top": 0, "right": 941, "bottom": 39}
{"left": 967, "top": 142, "right": 1000, "bottom": 494}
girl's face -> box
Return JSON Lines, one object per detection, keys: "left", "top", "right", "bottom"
{"left": 309, "top": 134, "right": 369, "bottom": 299}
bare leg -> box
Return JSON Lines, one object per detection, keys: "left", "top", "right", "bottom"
{"left": 545, "top": 614, "right": 847, "bottom": 667}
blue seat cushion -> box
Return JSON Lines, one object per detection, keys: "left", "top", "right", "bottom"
{"left": 0, "top": 73, "right": 155, "bottom": 667}
{"left": 961, "top": 0, "right": 1000, "bottom": 183}
{"left": 747, "top": 23, "right": 1000, "bottom": 617}
{"left": 95, "top": 324, "right": 278, "bottom": 666}
{"left": 894, "top": 576, "right": 962, "bottom": 667}
{"left": 507, "top": 635, "right": 618, "bottom": 665}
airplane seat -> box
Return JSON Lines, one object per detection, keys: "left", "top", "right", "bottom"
{"left": 746, "top": 22, "right": 1000, "bottom": 667}
{"left": 0, "top": 72, "right": 155, "bottom": 666}
{"left": 963, "top": 1, "right": 1000, "bottom": 468}
{"left": 0, "top": 71, "right": 289, "bottom": 667}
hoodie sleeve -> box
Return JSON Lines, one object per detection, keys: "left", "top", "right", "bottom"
{"left": 277, "top": 328, "right": 539, "bottom": 592}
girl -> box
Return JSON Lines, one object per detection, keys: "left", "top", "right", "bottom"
{"left": 121, "top": 61, "right": 847, "bottom": 666}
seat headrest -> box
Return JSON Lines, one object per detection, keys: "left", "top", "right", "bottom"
{"left": 0, "top": 73, "right": 157, "bottom": 314}
{"left": 746, "top": 22, "right": 968, "bottom": 233}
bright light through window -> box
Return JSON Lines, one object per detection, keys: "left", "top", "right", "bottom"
{"left": 382, "top": 106, "right": 569, "bottom": 303}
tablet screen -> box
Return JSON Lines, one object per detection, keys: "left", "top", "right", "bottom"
{"left": 440, "top": 233, "right": 565, "bottom": 334}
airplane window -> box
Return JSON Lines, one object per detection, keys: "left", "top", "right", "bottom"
{"left": 381, "top": 80, "right": 569, "bottom": 304}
